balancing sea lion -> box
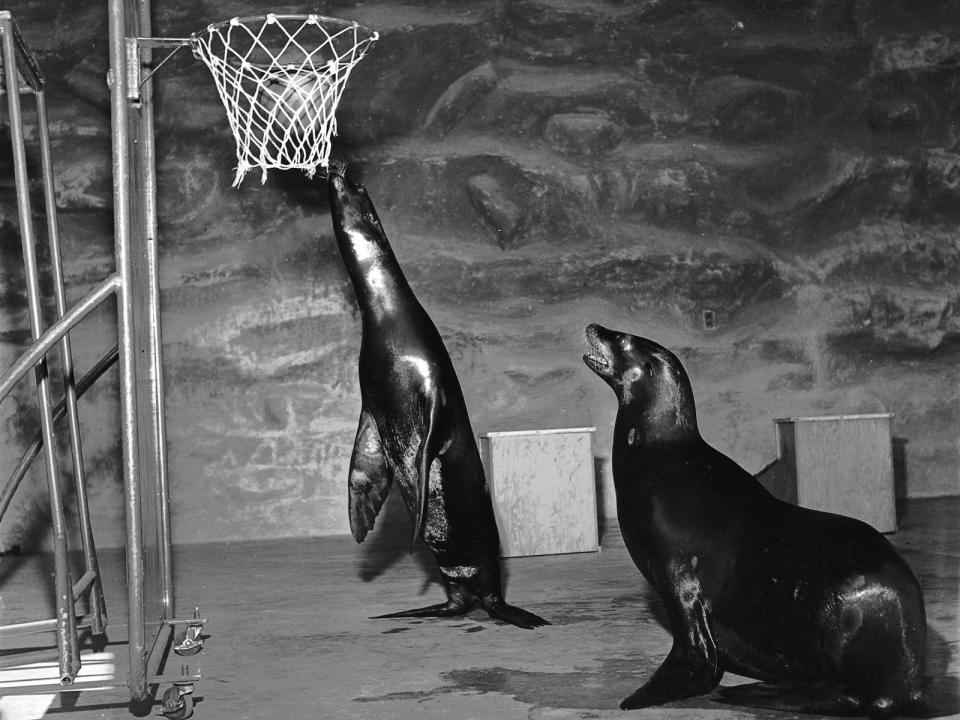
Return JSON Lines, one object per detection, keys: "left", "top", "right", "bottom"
{"left": 327, "top": 169, "right": 547, "bottom": 629}
{"left": 583, "top": 323, "right": 926, "bottom": 718}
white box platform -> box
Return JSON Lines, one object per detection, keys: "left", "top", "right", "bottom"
{"left": 758, "top": 413, "right": 897, "bottom": 533}
{"left": 480, "top": 427, "right": 599, "bottom": 557}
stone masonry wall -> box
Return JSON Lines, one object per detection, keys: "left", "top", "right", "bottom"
{"left": 1, "top": 0, "right": 958, "bottom": 548}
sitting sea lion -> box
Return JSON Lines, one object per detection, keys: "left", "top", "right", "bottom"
{"left": 583, "top": 322, "right": 926, "bottom": 718}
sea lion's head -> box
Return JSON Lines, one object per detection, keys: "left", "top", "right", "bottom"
{"left": 328, "top": 169, "right": 389, "bottom": 259}
{"left": 583, "top": 323, "right": 697, "bottom": 437}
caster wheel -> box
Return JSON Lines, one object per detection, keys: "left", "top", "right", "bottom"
{"left": 160, "top": 685, "right": 194, "bottom": 720}
{"left": 174, "top": 639, "right": 203, "bottom": 656}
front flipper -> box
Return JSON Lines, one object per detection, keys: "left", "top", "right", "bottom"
{"left": 621, "top": 568, "right": 721, "bottom": 709}
{"left": 348, "top": 408, "right": 392, "bottom": 543}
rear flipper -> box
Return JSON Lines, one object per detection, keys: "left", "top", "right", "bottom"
{"left": 472, "top": 565, "right": 549, "bottom": 628}
{"left": 716, "top": 681, "right": 898, "bottom": 718}
{"left": 372, "top": 601, "right": 474, "bottom": 620}
{"left": 374, "top": 600, "right": 549, "bottom": 628}
{"left": 483, "top": 600, "right": 550, "bottom": 629}
{"left": 372, "top": 580, "right": 478, "bottom": 619}
{"left": 373, "top": 574, "right": 549, "bottom": 628}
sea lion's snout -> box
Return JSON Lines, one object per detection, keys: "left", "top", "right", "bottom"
{"left": 328, "top": 170, "right": 372, "bottom": 208}
{"left": 328, "top": 170, "right": 387, "bottom": 259}
{"left": 327, "top": 166, "right": 351, "bottom": 209}
{"left": 328, "top": 171, "right": 372, "bottom": 221}
{"left": 327, "top": 172, "right": 351, "bottom": 230}
{"left": 583, "top": 324, "right": 613, "bottom": 377}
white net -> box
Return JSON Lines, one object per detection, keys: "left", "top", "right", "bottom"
{"left": 191, "top": 14, "right": 378, "bottom": 186}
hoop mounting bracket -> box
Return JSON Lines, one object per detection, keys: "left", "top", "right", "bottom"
{"left": 124, "top": 36, "right": 192, "bottom": 102}
{"left": 124, "top": 37, "right": 141, "bottom": 101}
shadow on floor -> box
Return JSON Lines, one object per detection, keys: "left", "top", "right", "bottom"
{"left": 353, "top": 489, "right": 442, "bottom": 592}
{"left": 920, "top": 625, "right": 960, "bottom": 718}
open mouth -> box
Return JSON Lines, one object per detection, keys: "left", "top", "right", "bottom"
{"left": 583, "top": 325, "right": 611, "bottom": 374}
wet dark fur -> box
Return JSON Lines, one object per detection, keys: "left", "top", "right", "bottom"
{"left": 327, "top": 170, "right": 547, "bottom": 629}
{"left": 584, "top": 323, "right": 926, "bottom": 718}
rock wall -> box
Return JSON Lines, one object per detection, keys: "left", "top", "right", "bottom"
{"left": 1, "top": 0, "right": 958, "bottom": 549}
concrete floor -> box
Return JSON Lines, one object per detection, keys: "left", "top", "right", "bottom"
{"left": 1, "top": 497, "right": 958, "bottom": 720}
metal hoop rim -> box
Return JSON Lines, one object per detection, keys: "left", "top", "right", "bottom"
{"left": 199, "top": 14, "right": 378, "bottom": 41}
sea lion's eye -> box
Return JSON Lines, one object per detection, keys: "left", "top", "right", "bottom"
{"left": 643, "top": 361, "right": 654, "bottom": 376}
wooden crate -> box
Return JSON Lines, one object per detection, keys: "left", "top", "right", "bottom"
{"left": 480, "top": 427, "right": 599, "bottom": 557}
{"left": 759, "top": 414, "right": 897, "bottom": 533}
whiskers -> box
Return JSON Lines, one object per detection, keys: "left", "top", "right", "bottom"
{"left": 329, "top": 157, "right": 350, "bottom": 176}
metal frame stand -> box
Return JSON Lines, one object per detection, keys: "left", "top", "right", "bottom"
{"left": 0, "top": 11, "right": 106, "bottom": 685}
{"left": 0, "top": 5, "right": 205, "bottom": 716}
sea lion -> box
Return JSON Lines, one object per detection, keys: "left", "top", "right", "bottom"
{"left": 583, "top": 323, "right": 926, "bottom": 718}
{"left": 327, "top": 169, "right": 547, "bottom": 629}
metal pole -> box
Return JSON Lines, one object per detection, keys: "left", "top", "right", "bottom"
{"left": 107, "top": 0, "right": 148, "bottom": 702}
{"left": 0, "top": 13, "right": 80, "bottom": 685}
{"left": 136, "top": 0, "right": 174, "bottom": 621}
{"left": 35, "top": 87, "right": 108, "bottom": 637}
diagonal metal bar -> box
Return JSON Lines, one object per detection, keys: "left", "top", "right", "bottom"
{"left": 0, "top": 275, "right": 119, "bottom": 404}
{"left": 0, "top": 345, "right": 119, "bottom": 538}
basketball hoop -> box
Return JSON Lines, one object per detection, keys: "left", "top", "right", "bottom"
{"left": 191, "top": 14, "right": 378, "bottom": 186}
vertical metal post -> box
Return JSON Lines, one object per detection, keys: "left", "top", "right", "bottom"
{"left": 35, "top": 87, "right": 107, "bottom": 636}
{"left": 136, "top": 0, "right": 175, "bottom": 619}
{"left": 0, "top": 13, "right": 80, "bottom": 685}
{"left": 109, "top": 0, "right": 175, "bottom": 701}
{"left": 107, "top": 0, "right": 149, "bottom": 701}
